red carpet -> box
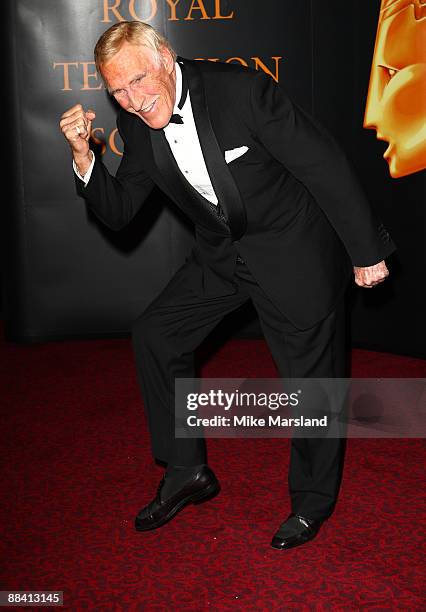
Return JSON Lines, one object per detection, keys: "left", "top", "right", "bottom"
{"left": 1, "top": 330, "right": 425, "bottom": 610}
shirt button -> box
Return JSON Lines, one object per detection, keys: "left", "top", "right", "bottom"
{"left": 184, "top": 171, "right": 189, "bottom": 174}
{"left": 174, "top": 140, "right": 178, "bottom": 143}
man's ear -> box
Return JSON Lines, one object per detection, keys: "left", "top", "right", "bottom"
{"left": 159, "top": 46, "right": 174, "bottom": 73}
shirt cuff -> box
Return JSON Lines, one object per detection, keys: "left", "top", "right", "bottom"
{"left": 73, "top": 151, "right": 95, "bottom": 185}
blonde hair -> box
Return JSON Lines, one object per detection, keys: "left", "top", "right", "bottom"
{"left": 94, "top": 21, "right": 177, "bottom": 75}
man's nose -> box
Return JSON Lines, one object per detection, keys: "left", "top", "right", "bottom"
{"left": 127, "top": 92, "right": 145, "bottom": 113}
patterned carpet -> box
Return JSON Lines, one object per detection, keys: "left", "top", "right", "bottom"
{"left": 1, "top": 332, "right": 425, "bottom": 610}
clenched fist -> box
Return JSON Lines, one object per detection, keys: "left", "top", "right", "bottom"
{"left": 354, "top": 260, "right": 389, "bottom": 288}
{"left": 59, "top": 104, "right": 96, "bottom": 176}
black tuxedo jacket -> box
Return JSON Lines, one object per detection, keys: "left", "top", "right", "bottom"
{"left": 76, "top": 58, "right": 395, "bottom": 329}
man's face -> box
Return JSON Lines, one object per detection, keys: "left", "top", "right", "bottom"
{"left": 101, "top": 41, "right": 176, "bottom": 129}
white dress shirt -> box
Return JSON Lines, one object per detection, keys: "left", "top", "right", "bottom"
{"left": 74, "top": 62, "right": 218, "bottom": 206}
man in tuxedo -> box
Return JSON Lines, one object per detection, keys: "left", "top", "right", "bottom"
{"left": 60, "top": 21, "right": 394, "bottom": 550}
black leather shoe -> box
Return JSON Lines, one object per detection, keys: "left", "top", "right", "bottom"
{"left": 135, "top": 465, "right": 220, "bottom": 531}
{"left": 271, "top": 513, "right": 323, "bottom": 550}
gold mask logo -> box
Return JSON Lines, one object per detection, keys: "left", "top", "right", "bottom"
{"left": 101, "top": 0, "right": 234, "bottom": 22}
{"left": 364, "top": 0, "right": 426, "bottom": 178}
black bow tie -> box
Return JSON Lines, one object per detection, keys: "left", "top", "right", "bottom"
{"left": 169, "top": 61, "right": 189, "bottom": 125}
{"left": 170, "top": 113, "right": 184, "bottom": 124}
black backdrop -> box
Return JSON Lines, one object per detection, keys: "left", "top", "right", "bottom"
{"left": 3, "top": 0, "right": 425, "bottom": 357}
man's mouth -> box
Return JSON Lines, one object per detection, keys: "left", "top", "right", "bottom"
{"left": 140, "top": 98, "right": 158, "bottom": 115}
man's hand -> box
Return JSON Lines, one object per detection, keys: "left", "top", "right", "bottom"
{"left": 59, "top": 104, "right": 96, "bottom": 176}
{"left": 354, "top": 260, "right": 389, "bottom": 288}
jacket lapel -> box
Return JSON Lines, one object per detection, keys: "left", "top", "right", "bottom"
{"left": 150, "top": 128, "right": 230, "bottom": 235}
{"left": 149, "top": 58, "right": 247, "bottom": 241}
{"left": 183, "top": 59, "right": 247, "bottom": 241}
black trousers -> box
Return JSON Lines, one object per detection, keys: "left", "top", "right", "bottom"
{"left": 132, "top": 256, "right": 347, "bottom": 521}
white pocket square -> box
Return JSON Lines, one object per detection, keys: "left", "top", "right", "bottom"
{"left": 225, "top": 146, "right": 249, "bottom": 164}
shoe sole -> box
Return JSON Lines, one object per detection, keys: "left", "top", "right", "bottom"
{"left": 135, "top": 480, "right": 220, "bottom": 532}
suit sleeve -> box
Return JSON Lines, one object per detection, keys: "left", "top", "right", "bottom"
{"left": 75, "top": 112, "right": 154, "bottom": 231}
{"left": 250, "top": 71, "right": 396, "bottom": 267}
